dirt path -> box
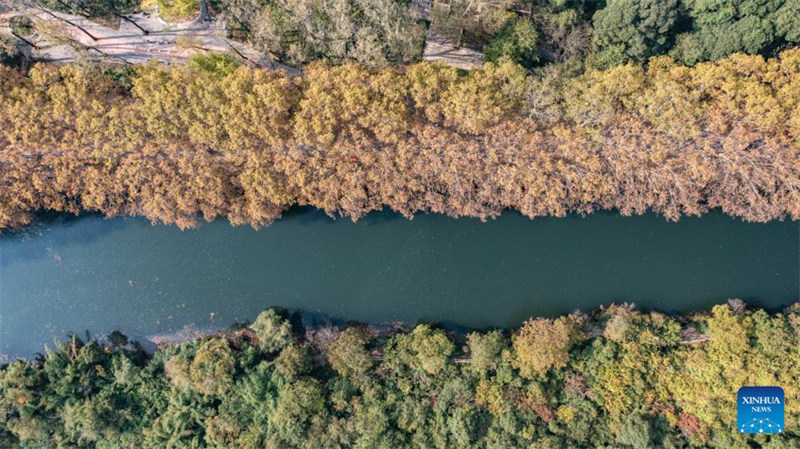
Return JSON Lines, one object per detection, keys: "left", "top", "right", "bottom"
{"left": 0, "top": 0, "right": 283, "bottom": 68}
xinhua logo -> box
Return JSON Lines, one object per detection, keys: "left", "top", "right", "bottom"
{"left": 738, "top": 386, "right": 784, "bottom": 434}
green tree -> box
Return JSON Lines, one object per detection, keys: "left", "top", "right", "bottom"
{"left": 592, "top": 0, "right": 679, "bottom": 67}
{"left": 8, "top": 16, "right": 35, "bottom": 37}
{"left": 484, "top": 18, "right": 539, "bottom": 68}
{"left": 0, "top": 35, "right": 22, "bottom": 66}
{"left": 270, "top": 378, "right": 328, "bottom": 447}
{"left": 387, "top": 325, "right": 455, "bottom": 375}
{"left": 466, "top": 330, "right": 506, "bottom": 374}
{"left": 328, "top": 328, "right": 373, "bottom": 377}
{"left": 0, "top": 303, "right": 798, "bottom": 447}
{"left": 250, "top": 309, "right": 293, "bottom": 353}
{"left": 61, "top": 395, "right": 121, "bottom": 444}
{"left": 141, "top": 0, "right": 199, "bottom": 21}
{"left": 190, "top": 338, "right": 236, "bottom": 395}
{"left": 616, "top": 414, "right": 653, "bottom": 449}
{"left": 36, "top": 0, "right": 144, "bottom": 33}
{"left": 275, "top": 345, "right": 312, "bottom": 381}
{"left": 671, "top": 0, "right": 800, "bottom": 64}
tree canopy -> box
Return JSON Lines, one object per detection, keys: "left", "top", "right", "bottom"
{"left": 592, "top": 0, "right": 679, "bottom": 67}
{"left": 1, "top": 302, "right": 797, "bottom": 447}
{"left": 1, "top": 50, "right": 798, "bottom": 232}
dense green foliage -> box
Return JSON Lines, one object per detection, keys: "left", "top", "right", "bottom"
{"left": 670, "top": 0, "right": 800, "bottom": 65}
{"left": 1, "top": 49, "right": 799, "bottom": 231}
{"left": 209, "top": 0, "right": 799, "bottom": 67}
{"left": 483, "top": 17, "right": 539, "bottom": 67}
{"left": 589, "top": 0, "right": 800, "bottom": 66}
{"left": 1, "top": 302, "right": 798, "bottom": 448}
{"left": 591, "top": 0, "right": 679, "bottom": 67}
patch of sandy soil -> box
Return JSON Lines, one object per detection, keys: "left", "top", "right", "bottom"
{"left": 422, "top": 30, "right": 484, "bottom": 70}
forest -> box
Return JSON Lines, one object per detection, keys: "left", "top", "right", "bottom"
{"left": 1, "top": 301, "right": 797, "bottom": 448}
{"left": 5, "top": 0, "right": 799, "bottom": 70}
{"left": 0, "top": 47, "right": 799, "bottom": 230}
{"left": 215, "top": 0, "right": 800, "bottom": 69}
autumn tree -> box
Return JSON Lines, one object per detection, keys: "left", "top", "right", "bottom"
{"left": 1, "top": 50, "right": 799, "bottom": 232}
{"left": 441, "top": 60, "right": 528, "bottom": 133}
{"left": 512, "top": 316, "right": 581, "bottom": 378}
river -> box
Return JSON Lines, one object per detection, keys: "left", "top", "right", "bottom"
{"left": 1, "top": 209, "right": 798, "bottom": 357}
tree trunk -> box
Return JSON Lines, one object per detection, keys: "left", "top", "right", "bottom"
{"left": 11, "top": 31, "right": 38, "bottom": 49}
{"left": 227, "top": 42, "right": 256, "bottom": 65}
{"left": 111, "top": 11, "right": 148, "bottom": 35}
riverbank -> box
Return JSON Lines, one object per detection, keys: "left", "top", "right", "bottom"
{"left": 0, "top": 298, "right": 753, "bottom": 364}
{"left": 1, "top": 302, "right": 797, "bottom": 448}
{"left": 100, "top": 301, "right": 722, "bottom": 360}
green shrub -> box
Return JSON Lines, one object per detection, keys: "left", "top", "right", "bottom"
{"left": 142, "top": 0, "right": 200, "bottom": 21}
{"left": 484, "top": 18, "right": 539, "bottom": 68}
{"left": 9, "top": 16, "right": 35, "bottom": 37}
{"left": 189, "top": 52, "right": 241, "bottom": 78}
